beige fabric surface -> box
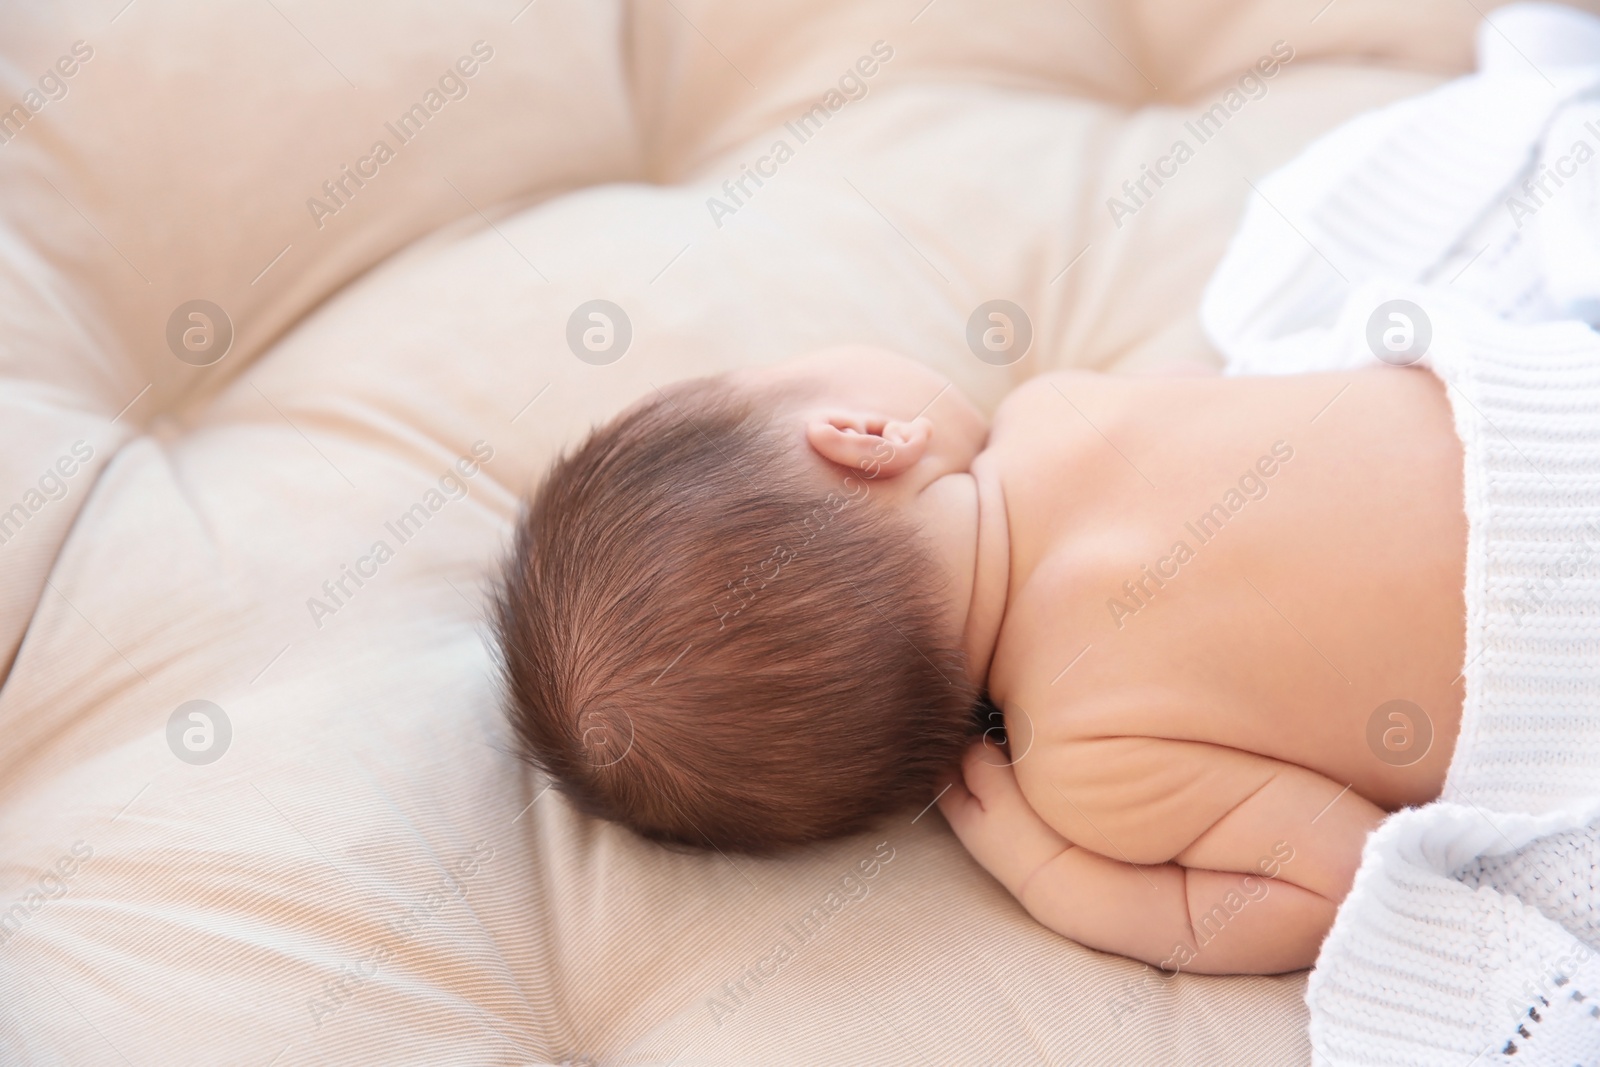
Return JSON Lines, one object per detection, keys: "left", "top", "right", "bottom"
{"left": 0, "top": 1, "right": 1540, "bottom": 1063}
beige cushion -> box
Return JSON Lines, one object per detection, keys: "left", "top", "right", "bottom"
{"left": 0, "top": 0, "right": 1545, "bottom": 1062}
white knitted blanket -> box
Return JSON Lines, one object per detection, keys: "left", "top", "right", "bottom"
{"left": 1200, "top": 5, "right": 1600, "bottom": 1063}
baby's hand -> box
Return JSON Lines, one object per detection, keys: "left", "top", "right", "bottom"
{"left": 937, "top": 741, "right": 1073, "bottom": 900}
{"left": 937, "top": 737, "right": 1352, "bottom": 974}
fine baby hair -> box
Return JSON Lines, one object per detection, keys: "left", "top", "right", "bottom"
{"left": 494, "top": 376, "right": 978, "bottom": 853}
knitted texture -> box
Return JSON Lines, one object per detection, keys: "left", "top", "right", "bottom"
{"left": 1441, "top": 314, "right": 1600, "bottom": 813}
{"left": 1459, "top": 823, "right": 1600, "bottom": 948}
{"left": 1308, "top": 803, "right": 1600, "bottom": 1065}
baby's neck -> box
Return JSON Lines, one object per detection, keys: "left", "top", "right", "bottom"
{"left": 959, "top": 449, "right": 1011, "bottom": 689}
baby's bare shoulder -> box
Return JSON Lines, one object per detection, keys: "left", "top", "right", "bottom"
{"left": 990, "top": 369, "right": 1108, "bottom": 431}
{"left": 985, "top": 370, "right": 1180, "bottom": 488}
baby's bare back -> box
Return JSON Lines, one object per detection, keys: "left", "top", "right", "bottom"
{"left": 952, "top": 366, "right": 1466, "bottom": 972}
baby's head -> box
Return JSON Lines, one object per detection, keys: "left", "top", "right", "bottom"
{"left": 495, "top": 347, "right": 991, "bottom": 852}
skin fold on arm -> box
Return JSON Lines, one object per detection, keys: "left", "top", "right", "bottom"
{"left": 939, "top": 738, "right": 1384, "bottom": 975}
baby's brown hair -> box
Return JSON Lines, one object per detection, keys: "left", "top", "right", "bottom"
{"left": 494, "top": 375, "right": 978, "bottom": 853}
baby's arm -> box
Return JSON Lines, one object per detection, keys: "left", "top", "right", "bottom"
{"left": 939, "top": 742, "right": 1380, "bottom": 974}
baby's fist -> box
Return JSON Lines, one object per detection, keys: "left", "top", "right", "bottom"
{"left": 938, "top": 741, "right": 1072, "bottom": 898}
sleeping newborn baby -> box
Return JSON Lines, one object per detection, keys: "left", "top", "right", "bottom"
{"left": 495, "top": 345, "right": 1466, "bottom": 975}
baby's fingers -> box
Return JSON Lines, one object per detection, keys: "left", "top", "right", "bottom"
{"left": 934, "top": 764, "right": 979, "bottom": 827}
{"left": 938, "top": 741, "right": 1073, "bottom": 895}
{"left": 959, "top": 739, "right": 1027, "bottom": 808}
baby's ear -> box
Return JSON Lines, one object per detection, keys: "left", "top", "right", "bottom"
{"left": 804, "top": 410, "right": 930, "bottom": 478}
